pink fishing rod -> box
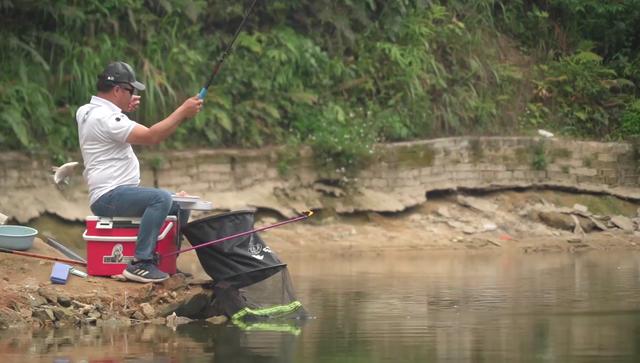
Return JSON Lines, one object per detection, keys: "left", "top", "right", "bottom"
{"left": 163, "top": 211, "right": 314, "bottom": 257}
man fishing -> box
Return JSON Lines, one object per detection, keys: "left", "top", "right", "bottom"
{"left": 76, "top": 61, "right": 203, "bottom": 283}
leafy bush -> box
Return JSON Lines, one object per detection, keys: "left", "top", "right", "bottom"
{"left": 620, "top": 100, "right": 640, "bottom": 138}
{"left": 1, "top": 0, "right": 530, "bottom": 171}
{"left": 523, "top": 50, "right": 634, "bottom": 137}
{"left": 497, "top": 0, "right": 640, "bottom": 139}
{"left": 1, "top": 0, "right": 638, "bottom": 171}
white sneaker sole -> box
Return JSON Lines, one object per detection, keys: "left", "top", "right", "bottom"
{"left": 122, "top": 269, "right": 169, "bottom": 283}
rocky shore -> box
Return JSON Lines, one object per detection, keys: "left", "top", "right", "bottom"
{"left": 2, "top": 188, "right": 640, "bottom": 330}
{"left": 0, "top": 240, "right": 225, "bottom": 330}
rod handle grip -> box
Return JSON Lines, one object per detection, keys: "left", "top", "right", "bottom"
{"left": 198, "top": 88, "right": 208, "bottom": 100}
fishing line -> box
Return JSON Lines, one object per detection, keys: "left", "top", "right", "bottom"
{"left": 163, "top": 211, "right": 313, "bottom": 257}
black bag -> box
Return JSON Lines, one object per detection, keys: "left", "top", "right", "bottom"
{"left": 183, "top": 210, "right": 285, "bottom": 289}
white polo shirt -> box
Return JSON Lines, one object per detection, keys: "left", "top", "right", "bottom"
{"left": 76, "top": 96, "right": 140, "bottom": 205}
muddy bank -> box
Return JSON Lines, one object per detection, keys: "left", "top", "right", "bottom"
{"left": 3, "top": 188, "right": 640, "bottom": 330}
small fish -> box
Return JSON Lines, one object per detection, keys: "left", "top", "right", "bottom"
{"left": 52, "top": 161, "right": 80, "bottom": 185}
{"left": 537, "top": 129, "right": 554, "bottom": 138}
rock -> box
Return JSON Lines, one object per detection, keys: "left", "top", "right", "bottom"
{"left": 111, "top": 274, "right": 127, "bottom": 282}
{"left": 132, "top": 311, "right": 146, "bottom": 321}
{"left": 83, "top": 317, "right": 98, "bottom": 325}
{"left": 535, "top": 198, "right": 551, "bottom": 207}
{"left": 171, "top": 291, "right": 215, "bottom": 318}
{"left": 206, "top": 315, "right": 228, "bottom": 325}
{"left": 446, "top": 220, "right": 464, "bottom": 230}
{"left": 538, "top": 211, "right": 575, "bottom": 230}
{"left": 161, "top": 275, "right": 188, "bottom": 291}
{"left": 436, "top": 206, "right": 451, "bottom": 218}
{"left": 456, "top": 195, "right": 498, "bottom": 213}
{"left": 611, "top": 215, "right": 634, "bottom": 231}
{"left": 166, "top": 312, "right": 193, "bottom": 329}
{"left": 588, "top": 216, "right": 608, "bottom": 231}
{"left": 482, "top": 223, "right": 498, "bottom": 232}
{"left": 313, "top": 182, "right": 345, "bottom": 197}
{"left": 37, "top": 288, "right": 58, "bottom": 304}
{"left": 571, "top": 215, "right": 584, "bottom": 235}
{"left": 462, "top": 226, "right": 476, "bottom": 234}
{"left": 573, "top": 204, "right": 589, "bottom": 213}
{"left": 538, "top": 212, "right": 595, "bottom": 232}
{"left": 140, "top": 303, "right": 156, "bottom": 319}
{"left": 52, "top": 307, "right": 78, "bottom": 325}
{"left": 27, "top": 294, "right": 48, "bottom": 308}
{"left": 32, "top": 308, "right": 55, "bottom": 322}
{"left": 576, "top": 215, "right": 595, "bottom": 232}
{"left": 0, "top": 308, "right": 24, "bottom": 329}
{"left": 340, "top": 187, "right": 424, "bottom": 213}
{"left": 57, "top": 295, "right": 72, "bottom": 308}
{"left": 19, "top": 308, "right": 32, "bottom": 319}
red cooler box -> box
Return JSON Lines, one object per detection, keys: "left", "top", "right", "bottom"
{"left": 83, "top": 216, "right": 178, "bottom": 276}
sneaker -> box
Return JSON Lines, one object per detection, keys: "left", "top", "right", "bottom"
{"left": 122, "top": 260, "right": 169, "bottom": 283}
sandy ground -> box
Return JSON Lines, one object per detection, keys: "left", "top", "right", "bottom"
{"left": 2, "top": 189, "right": 640, "bottom": 329}
{"left": 262, "top": 190, "right": 640, "bottom": 255}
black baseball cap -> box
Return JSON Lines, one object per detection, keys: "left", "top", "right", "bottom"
{"left": 98, "top": 61, "right": 146, "bottom": 91}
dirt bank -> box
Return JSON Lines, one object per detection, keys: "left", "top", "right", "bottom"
{"left": 0, "top": 241, "right": 217, "bottom": 330}
{"left": 2, "top": 188, "right": 640, "bottom": 330}
{"left": 264, "top": 189, "right": 640, "bottom": 257}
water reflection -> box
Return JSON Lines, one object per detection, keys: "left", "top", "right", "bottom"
{"left": 1, "top": 322, "right": 303, "bottom": 363}
{"left": 3, "top": 251, "right": 640, "bottom": 362}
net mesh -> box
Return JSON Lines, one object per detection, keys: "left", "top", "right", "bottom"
{"left": 183, "top": 210, "right": 307, "bottom": 323}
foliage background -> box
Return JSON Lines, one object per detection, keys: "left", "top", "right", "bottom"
{"left": 0, "top": 0, "right": 638, "bottom": 167}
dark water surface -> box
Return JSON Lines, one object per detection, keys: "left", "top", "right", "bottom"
{"left": 3, "top": 251, "right": 640, "bottom": 362}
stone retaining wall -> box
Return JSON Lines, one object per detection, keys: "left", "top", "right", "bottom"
{"left": 1, "top": 137, "right": 639, "bottom": 222}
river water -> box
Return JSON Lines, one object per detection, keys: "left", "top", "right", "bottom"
{"left": 3, "top": 250, "right": 640, "bottom": 362}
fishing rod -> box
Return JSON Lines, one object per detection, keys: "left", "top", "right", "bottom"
{"left": 0, "top": 247, "right": 87, "bottom": 266}
{"left": 164, "top": 210, "right": 314, "bottom": 257}
{"left": 198, "top": 0, "right": 259, "bottom": 100}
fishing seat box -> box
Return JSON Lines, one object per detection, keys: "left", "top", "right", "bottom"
{"left": 83, "top": 216, "right": 178, "bottom": 276}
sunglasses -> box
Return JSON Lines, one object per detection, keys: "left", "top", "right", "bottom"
{"left": 117, "top": 84, "right": 135, "bottom": 96}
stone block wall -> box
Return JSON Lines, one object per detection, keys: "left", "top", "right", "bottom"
{"left": 0, "top": 137, "right": 638, "bottom": 222}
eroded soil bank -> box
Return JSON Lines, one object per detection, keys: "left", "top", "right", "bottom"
{"left": 2, "top": 188, "right": 640, "bottom": 330}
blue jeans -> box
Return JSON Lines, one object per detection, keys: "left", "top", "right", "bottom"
{"left": 90, "top": 185, "right": 190, "bottom": 261}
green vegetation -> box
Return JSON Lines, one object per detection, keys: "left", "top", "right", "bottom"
{"left": 1, "top": 0, "right": 638, "bottom": 169}
{"left": 531, "top": 140, "right": 548, "bottom": 170}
